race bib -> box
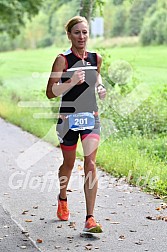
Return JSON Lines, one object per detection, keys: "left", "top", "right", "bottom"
{"left": 68, "top": 112, "right": 95, "bottom": 131}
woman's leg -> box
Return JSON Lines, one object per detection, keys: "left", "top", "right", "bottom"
{"left": 81, "top": 135, "right": 102, "bottom": 232}
{"left": 82, "top": 136, "right": 100, "bottom": 216}
{"left": 58, "top": 148, "right": 76, "bottom": 199}
{"left": 56, "top": 119, "right": 78, "bottom": 199}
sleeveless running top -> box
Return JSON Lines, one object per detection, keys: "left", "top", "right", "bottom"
{"left": 59, "top": 48, "right": 98, "bottom": 115}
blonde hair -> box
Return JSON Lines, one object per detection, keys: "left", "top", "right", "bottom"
{"left": 65, "top": 16, "right": 88, "bottom": 32}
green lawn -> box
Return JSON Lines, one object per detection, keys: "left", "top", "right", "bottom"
{"left": 1, "top": 45, "right": 167, "bottom": 88}
{"left": 0, "top": 45, "right": 166, "bottom": 198}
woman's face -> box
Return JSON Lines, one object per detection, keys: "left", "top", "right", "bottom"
{"left": 68, "top": 22, "right": 89, "bottom": 49}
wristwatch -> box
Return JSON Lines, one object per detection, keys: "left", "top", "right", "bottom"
{"left": 96, "top": 84, "right": 106, "bottom": 89}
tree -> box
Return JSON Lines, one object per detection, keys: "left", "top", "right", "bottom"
{"left": 46, "top": 0, "right": 104, "bottom": 33}
{"left": 46, "top": 0, "right": 79, "bottom": 43}
{"left": 0, "top": 0, "right": 43, "bottom": 36}
{"left": 127, "top": 0, "right": 157, "bottom": 36}
{"left": 112, "top": 0, "right": 135, "bottom": 5}
{"left": 44, "top": 0, "right": 77, "bottom": 36}
{"left": 0, "top": 0, "right": 105, "bottom": 50}
{"left": 140, "top": 7, "right": 167, "bottom": 45}
{"left": 79, "top": 0, "right": 104, "bottom": 24}
{"left": 112, "top": 0, "right": 124, "bottom": 5}
{"left": 111, "top": 7, "right": 127, "bottom": 37}
{"left": 103, "top": 0, "right": 113, "bottom": 38}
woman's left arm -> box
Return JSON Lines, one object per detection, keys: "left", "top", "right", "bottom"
{"left": 96, "top": 53, "right": 106, "bottom": 100}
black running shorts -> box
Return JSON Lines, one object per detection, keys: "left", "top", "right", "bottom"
{"left": 56, "top": 116, "right": 100, "bottom": 151}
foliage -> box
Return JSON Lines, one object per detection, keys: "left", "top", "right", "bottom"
{"left": 108, "top": 60, "right": 133, "bottom": 86}
{"left": 22, "top": 12, "right": 51, "bottom": 49}
{"left": 99, "top": 82, "right": 167, "bottom": 137}
{"left": 36, "top": 36, "right": 53, "bottom": 48}
{"left": 140, "top": 8, "right": 167, "bottom": 45}
{"left": 96, "top": 47, "right": 167, "bottom": 138}
{"left": 2, "top": 0, "right": 167, "bottom": 50}
{"left": 153, "top": 180, "right": 167, "bottom": 197}
{"left": 127, "top": 0, "right": 157, "bottom": 36}
{"left": 111, "top": 6, "right": 127, "bottom": 37}
{"left": 80, "top": 0, "right": 104, "bottom": 22}
{"left": 112, "top": 0, "right": 124, "bottom": 5}
{"left": 45, "top": 0, "right": 104, "bottom": 35}
{"left": 0, "top": 0, "right": 43, "bottom": 36}
{"left": 46, "top": 1, "right": 78, "bottom": 42}
{"left": 43, "top": 0, "right": 74, "bottom": 36}
{"left": 0, "top": 32, "right": 15, "bottom": 52}
{"left": 103, "top": 1, "right": 113, "bottom": 38}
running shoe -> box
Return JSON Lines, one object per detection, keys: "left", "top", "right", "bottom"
{"left": 57, "top": 195, "right": 70, "bottom": 221}
{"left": 83, "top": 216, "right": 103, "bottom": 233}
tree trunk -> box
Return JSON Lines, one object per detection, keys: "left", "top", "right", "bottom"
{"left": 79, "top": 0, "right": 95, "bottom": 24}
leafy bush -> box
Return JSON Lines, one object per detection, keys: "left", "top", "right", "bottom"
{"left": 112, "top": 0, "right": 124, "bottom": 5}
{"left": 127, "top": 0, "right": 157, "bottom": 36}
{"left": 98, "top": 47, "right": 167, "bottom": 138}
{"left": 97, "top": 47, "right": 167, "bottom": 138}
{"left": 36, "top": 35, "right": 53, "bottom": 48}
{"left": 108, "top": 59, "right": 133, "bottom": 86}
{"left": 99, "top": 84, "right": 167, "bottom": 138}
{"left": 111, "top": 7, "right": 127, "bottom": 37}
{"left": 140, "top": 8, "right": 167, "bottom": 45}
{"left": 0, "top": 33, "right": 14, "bottom": 52}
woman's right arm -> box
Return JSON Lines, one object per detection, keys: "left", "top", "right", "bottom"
{"left": 46, "top": 55, "right": 85, "bottom": 99}
{"left": 46, "top": 55, "right": 71, "bottom": 99}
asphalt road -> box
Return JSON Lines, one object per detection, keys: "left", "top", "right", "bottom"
{"left": 0, "top": 117, "right": 167, "bottom": 252}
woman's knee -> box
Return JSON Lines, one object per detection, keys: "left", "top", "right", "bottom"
{"left": 62, "top": 159, "right": 75, "bottom": 170}
{"left": 84, "top": 159, "right": 96, "bottom": 173}
{"left": 61, "top": 149, "right": 76, "bottom": 170}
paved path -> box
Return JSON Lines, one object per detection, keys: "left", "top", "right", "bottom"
{"left": 0, "top": 118, "right": 166, "bottom": 252}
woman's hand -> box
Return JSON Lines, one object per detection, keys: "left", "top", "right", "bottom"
{"left": 71, "top": 68, "right": 85, "bottom": 85}
{"left": 97, "top": 84, "right": 106, "bottom": 100}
